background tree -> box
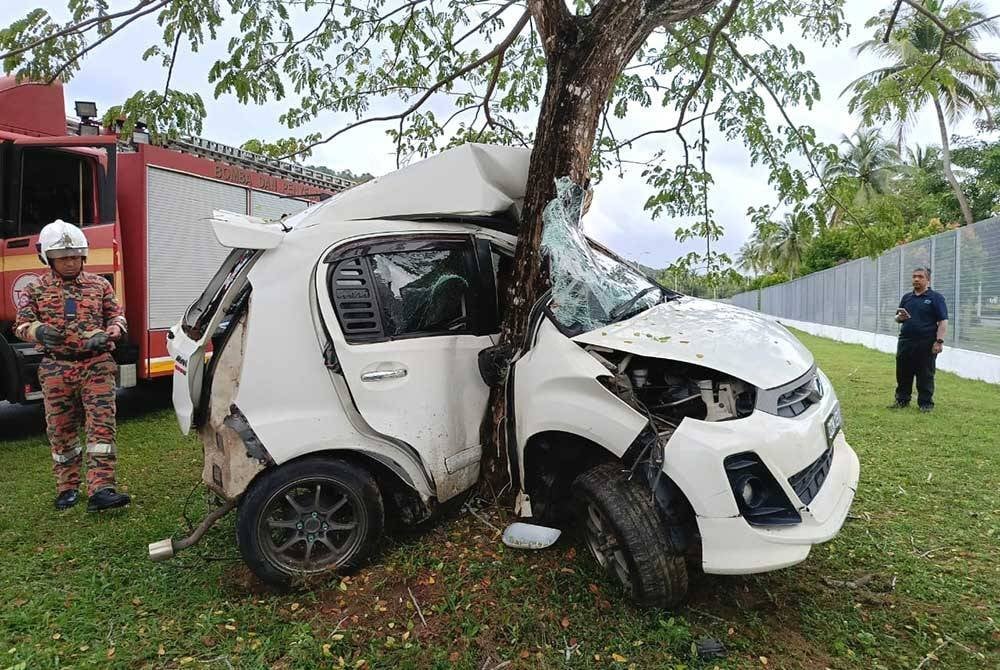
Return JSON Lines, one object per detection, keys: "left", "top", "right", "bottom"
{"left": 822, "top": 127, "right": 900, "bottom": 223}
{"left": 847, "top": 0, "right": 1000, "bottom": 227}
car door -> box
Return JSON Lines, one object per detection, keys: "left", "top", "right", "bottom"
{"left": 316, "top": 233, "right": 499, "bottom": 501}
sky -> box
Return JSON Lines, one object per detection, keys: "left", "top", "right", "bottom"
{"left": 5, "top": 0, "right": 999, "bottom": 270}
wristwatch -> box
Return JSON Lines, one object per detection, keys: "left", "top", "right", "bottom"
{"left": 935, "top": 339, "right": 944, "bottom": 344}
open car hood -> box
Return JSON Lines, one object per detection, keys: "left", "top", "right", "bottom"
{"left": 572, "top": 297, "right": 814, "bottom": 390}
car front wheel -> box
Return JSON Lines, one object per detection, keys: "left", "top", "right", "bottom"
{"left": 573, "top": 462, "right": 688, "bottom": 608}
{"left": 236, "top": 457, "right": 384, "bottom": 588}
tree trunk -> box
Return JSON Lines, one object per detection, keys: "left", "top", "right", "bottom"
{"left": 933, "top": 96, "right": 974, "bottom": 227}
{"left": 477, "top": 0, "right": 722, "bottom": 496}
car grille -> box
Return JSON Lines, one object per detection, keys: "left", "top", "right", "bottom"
{"left": 788, "top": 444, "right": 834, "bottom": 506}
{"left": 775, "top": 374, "right": 821, "bottom": 418}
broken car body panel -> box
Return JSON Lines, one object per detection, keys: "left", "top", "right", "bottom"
{"left": 573, "top": 298, "right": 814, "bottom": 391}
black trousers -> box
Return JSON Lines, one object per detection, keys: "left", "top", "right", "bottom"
{"left": 895, "top": 338, "right": 937, "bottom": 407}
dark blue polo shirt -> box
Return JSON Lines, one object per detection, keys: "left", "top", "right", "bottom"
{"left": 898, "top": 289, "right": 948, "bottom": 340}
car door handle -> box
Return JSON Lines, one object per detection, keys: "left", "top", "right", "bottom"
{"left": 360, "top": 368, "right": 407, "bottom": 382}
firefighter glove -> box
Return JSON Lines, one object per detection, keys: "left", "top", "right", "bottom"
{"left": 36, "top": 325, "right": 65, "bottom": 348}
{"left": 84, "top": 332, "right": 111, "bottom": 352}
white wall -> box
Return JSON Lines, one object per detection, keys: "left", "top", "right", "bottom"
{"left": 777, "top": 318, "right": 1000, "bottom": 386}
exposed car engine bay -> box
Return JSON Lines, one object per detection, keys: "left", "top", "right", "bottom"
{"left": 584, "top": 345, "right": 757, "bottom": 431}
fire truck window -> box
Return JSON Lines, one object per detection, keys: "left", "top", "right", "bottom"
{"left": 18, "top": 149, "right": 95, "bottom": 236}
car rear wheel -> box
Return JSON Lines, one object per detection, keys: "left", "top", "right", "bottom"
{"left": 573, "top": 462, "right": 688, "bottom": 608}
{"left": 236, "top": 457, "right": 384, "bottom": 588}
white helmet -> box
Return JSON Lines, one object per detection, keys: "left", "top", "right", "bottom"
{"left": 37, "top": 220, "right": 88, "bottom": 266}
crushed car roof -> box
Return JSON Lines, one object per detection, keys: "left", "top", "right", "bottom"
{"left": 290, "top": 144, "right": 531, "bottom": 230}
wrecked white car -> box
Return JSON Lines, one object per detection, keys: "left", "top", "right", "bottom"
{"left": 150, "top": 144, "right": 859, "bottom": 608}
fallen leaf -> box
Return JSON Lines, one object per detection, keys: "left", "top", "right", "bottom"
{"left": 612, "top": 653, "right": 628, "bottom": 662}
{"left": 760, "top": 656, "right": 769, "bottom": 665}
{"left": 519, "top": 650, "right": 530, "bottom": 659}
{"left": 107, "top": 648, "right": 116, "bottom": 659}
{"left": 291, "top": 602, "right": 300, "bottom": 612}
{"left": 51, "top": 633, "right": 61, "bottom": 640}
{"left": 79, "top": 645, "right": 89, "bottom": 652}
{"left": 322, "top": 643, "right": 332, "bottom": 656}
{"left": 157, "top": 644, "right": 165, "bottom": 656}
{"left": 449, "top": 652, "right": 461, "bottom": 662}
{"left": 561, "top": 617, "right": 570, "bottom": 629}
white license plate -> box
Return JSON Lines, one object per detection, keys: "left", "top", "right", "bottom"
{"left": 825, "top": 404, "right": 843, "bottom": 444}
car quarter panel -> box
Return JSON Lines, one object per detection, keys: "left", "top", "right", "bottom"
{"left": 514, "top": 318, "right": 648, "bottom": 471}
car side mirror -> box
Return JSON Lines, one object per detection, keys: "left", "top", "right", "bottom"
{"left": 478, "top": 343, "right": 514, "bottom": 386}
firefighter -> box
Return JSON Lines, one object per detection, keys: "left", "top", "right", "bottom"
{"left": 14, "top": 220, "right": 132, "bottom": 512}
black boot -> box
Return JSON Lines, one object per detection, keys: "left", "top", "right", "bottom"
{"left": 55, "top": 489, "right": 79, "bottom": 510}
{"left": 87, "top": 488, "right": 131, "bottom": 512}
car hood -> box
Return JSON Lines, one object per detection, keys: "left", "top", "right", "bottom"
{"left": 572, "top": 297, "right": 813, "bottom": 390}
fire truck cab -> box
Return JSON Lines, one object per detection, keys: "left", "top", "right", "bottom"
{"left": 0, "top": 77, "right": 353, "bottom": 403}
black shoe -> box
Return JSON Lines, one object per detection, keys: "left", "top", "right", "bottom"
{"left": 55, "top": 489, "right": 79, "bottom": 510}
{"left": 86, "top": 488, "right": 131, "bottom": 512}
{"left": 887, "top": 401, "right": 909, "bottom": 409}
{"left": 919, "top": 405, "right": 934, "bottom": 413}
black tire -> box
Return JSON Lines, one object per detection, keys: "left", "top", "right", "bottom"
{"left": 573, "top": 462, "right": 689, "bottom": 608}
{"left": 236, "top": 456, "right": 384, "bottom": 588}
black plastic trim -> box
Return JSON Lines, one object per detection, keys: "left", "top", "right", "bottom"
{"left": 724, "top": 451, "right": 802, "bottom": 526}
{"left": 788, "top": 444, "right": 834, "bottom": 506}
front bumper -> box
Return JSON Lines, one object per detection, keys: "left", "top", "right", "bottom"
{"left": 699, "top": 432, "right": 859, "bottom": 574}
{"left": 662, "top": 370, "right": 860, "bottom": 574}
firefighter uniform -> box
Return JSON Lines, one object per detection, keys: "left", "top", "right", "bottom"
{"left": 14, "top": 220, "right": 131, "bottom": 511}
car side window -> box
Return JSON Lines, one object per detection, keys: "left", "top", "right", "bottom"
{"left": 370, "top": 248, "right": 474, "bottom": 337}
{"left": 328, "top": 237, "right": 490, "bottom": 343}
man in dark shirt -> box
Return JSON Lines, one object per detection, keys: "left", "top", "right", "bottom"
{"left": 890, "top": 267, "right": 948, "bottom": 412}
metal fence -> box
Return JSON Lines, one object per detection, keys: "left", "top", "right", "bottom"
{"left": 730, "top": 216, "right": 1000, "bottom": 356}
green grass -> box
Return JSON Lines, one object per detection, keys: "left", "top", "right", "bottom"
{"left": 2, "top": 330, "right": 999, "bottom": 670}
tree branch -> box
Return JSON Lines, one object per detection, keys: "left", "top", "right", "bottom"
{"left": 900, "top": 0, "right": 1000, "bottom": 62}
{"left": 155, "top": 28, "right": 182, "bottom": 107}
{"left": 527, "top": 0, "right": 572, "bottom": 55}
{"left": 0, "top": 0, "right": 159, "bottom": 61}
{"left": 609, "top": 108, "right": 720, "bottom": 151}
{"left": 282, "top": 10, "right": 531, "bottom": 159}
{"left": 722, "top": 34, "right": 873, "bottom": 244}
{"left": 883, "top": 0, "right": 904, "bottom": 43}
{"left": 45, "top": 0, "right": 171, "bottom": 84}
{"left": 452, "top": 0, "right": 520, "bottom": 51}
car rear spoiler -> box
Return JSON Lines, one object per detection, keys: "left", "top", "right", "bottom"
{"left": 210, "top": 210, "right": 285, "bottom": 249}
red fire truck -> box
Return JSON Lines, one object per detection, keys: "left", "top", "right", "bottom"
{"left": 0, "top": 77, "right": 353, "bottom": 404}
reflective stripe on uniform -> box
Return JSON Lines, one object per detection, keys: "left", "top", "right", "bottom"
{"left": 87, "top": 443, "right": 116, "bottom": 455}
{"left": 52, "top": 445, "right": 83, "bottom": 463}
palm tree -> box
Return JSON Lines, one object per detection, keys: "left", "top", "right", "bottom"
{"left": 845, "top": 0, "right": 1000, "bottom": 227}
{"left": 736, "top": 240, "right": 764, "bottom": 277}
{"left": 823, "top": 128, "right": 900, "bottom": 217}
{"left": 761, "top": 212, "right": 814, "bottom": 279}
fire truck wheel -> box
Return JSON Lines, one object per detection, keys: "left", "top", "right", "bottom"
{"left": 236, "top": 456, "right": 384, "bottom": 589}
{"left": 573, "top": 462, "right": 689, "bottom": 609}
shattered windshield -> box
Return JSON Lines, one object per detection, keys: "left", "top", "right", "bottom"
{"left": 541, "top": 178, "right": 670, "bottom": 334}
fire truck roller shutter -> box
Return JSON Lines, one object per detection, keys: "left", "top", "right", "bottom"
{"left": 249, "top": 191, "right": 310, "bottom": 221}
{"left": 147, "top": 167, "right": 248, "bottom": 329}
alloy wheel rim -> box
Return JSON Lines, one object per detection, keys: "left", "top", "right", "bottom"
{"left": 258, "top": 477, "right": 365, "bottom": 575}
{"left": 583, "top": 503, "right": 632, "bottom": 594}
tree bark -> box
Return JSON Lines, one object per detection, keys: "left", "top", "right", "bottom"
{"left": 478, "top": 0, "right": 722, "bottom": 495}
{"left": 933, "top": 95, "right": 974, "bottom": 227}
